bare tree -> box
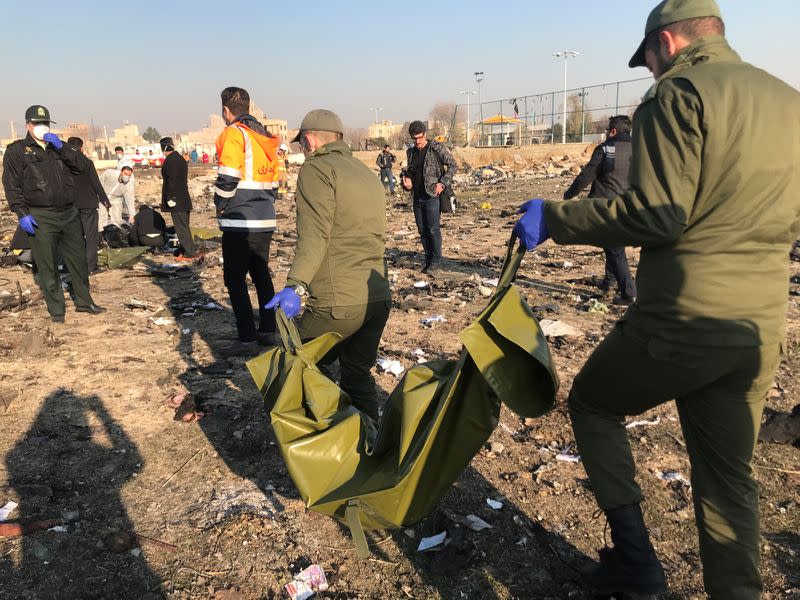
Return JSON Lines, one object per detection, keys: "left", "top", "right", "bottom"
{"left": 428, "top": 102, "right": 457, "bottom": 139}
{"left": 343, "top": 127, "right": 368, "bottom": 150}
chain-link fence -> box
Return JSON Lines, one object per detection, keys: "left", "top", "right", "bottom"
{"left": 454, "top": 77, "right": 652, "bottom": 147}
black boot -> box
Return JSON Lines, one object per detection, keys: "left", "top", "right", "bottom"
{"left": 588, "top": 504, "right": 667, "bottom": 596}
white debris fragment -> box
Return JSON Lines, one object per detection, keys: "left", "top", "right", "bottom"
{"left": 377, "top": 358, "right": 405, "bottom": 377}
{"left": 0, "top": 501, "right": 18, "bottom": 522}
{"left": 482, "top": 278, "right": 499, "bottom": 288}
{"left": 625, "top": 416, "right": 661, "bottom": 429}
{"left": 555, "top": 451, "right": 582, "bottom": 463}
{"left": 413, "top": 281, "right": 429, "bottom": 289}
{"left": 539, "top": 319, "right": 582, "bottom": 338}
{"left": 486, "top": 498, "right": 504, "bottom": 510}
{"left": 421, "top": 315, "right": 447, "bottom": 326}
{"left": 417, "top": 531, "right": 447, "bottom": 552}
{"left": 149, "top": 317, "right": 175, "bottom": 326}
{"left": 464, "top": 514, "right": 493, "bottom": 531}
{"left": 657, "top": 470, "right": 691, "bottom": 487}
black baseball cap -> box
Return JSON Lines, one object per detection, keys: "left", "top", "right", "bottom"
{"left": 25, "top": 105, "right": 55, "bottom": 124}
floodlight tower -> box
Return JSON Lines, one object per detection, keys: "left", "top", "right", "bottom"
{"left": 552, "top": 51, "right": 579, "bottom": 144}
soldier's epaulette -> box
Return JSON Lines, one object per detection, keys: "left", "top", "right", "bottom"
{"left": 641, "top": 80, "right": 660, "bottom": 104}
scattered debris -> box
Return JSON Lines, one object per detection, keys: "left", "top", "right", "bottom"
{"left": 539, "top": 319, "right": 582, "bottom": 339}
{"left": 464, "top": 514, "right": 493, "bottom": 531}
{"left": 759, "top": 405, "right": 800, "bottom": 446}
{"left": 284, "top": 564, "right": 329, "bottom": 600}
{"left": 586, "top": 299, "right": 609, "bottom": 313}
{"left": 486, "top": 498, "right": 503, "bottom": 510}
{"left": 417, "top": 531, "right": 447, "bottom": 552}
{"left": 413, "top": 281, "right": 429, "bottom": 289}
{"left": 625, "top": 416, "right": 661, "bottom": 429}
{"left": 149, "top": 316, "right": 175, "bottom": 326}
{"left": 421, "top": 315, "right": 447, "bottom": 326}
{"left": 377, "top": 358, "right": 405, "bottom": 377}
{"left": 0, "top": 501, "right": 18, "bottom": 522}
{"left": 656, "top": 470, "right": 691, "bottom": 487}
{"left": 186, "top": 480, "right": 282, "bottom": 529}
{"left": 555, "top": 450, "right": 581, "bottom": 463}
{"left": 123, "top": 297, "right": 153, "bottom": 310}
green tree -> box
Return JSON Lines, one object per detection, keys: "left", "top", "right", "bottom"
{"left": 142, "top": 127, "right": 161, "bottom": 143}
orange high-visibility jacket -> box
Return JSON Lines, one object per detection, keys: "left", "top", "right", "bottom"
{"left": 213, "top": 120, "right": 280, "bottom": 232}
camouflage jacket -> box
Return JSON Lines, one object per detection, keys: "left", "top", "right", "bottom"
{"left": 405, "top": 140, "right": 457, "bottom": 198}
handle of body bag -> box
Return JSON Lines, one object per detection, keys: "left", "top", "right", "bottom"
{"left": 275, "top": 309, "right": 304, "bottom": 353}
{"left": 495, "top": 232, "right": 526, "bottom": 292}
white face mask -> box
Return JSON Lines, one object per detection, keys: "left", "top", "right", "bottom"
{"left": 116, "top": 153, "right": 124, "bottom": 159}
{"left": 32, "top": 124, "right": 50, "bottom": 140}
{"left": 121, "top": 175, "right": 131, "bottom": 184}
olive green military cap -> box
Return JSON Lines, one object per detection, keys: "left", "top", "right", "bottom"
{"left": 629, "top": 0, "right": 722, "bottom": 68}
{"left": 291, "top": 109, "right": 344, "bottom": 142}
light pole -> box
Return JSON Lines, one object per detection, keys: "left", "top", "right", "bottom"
{"left": 459, "top": 90, "right": 476, "bottom": 146}
{"left": 552, "top": 51, "right": 578, "bottom": 144}
{"left": 474, "top": 71, "right": 484, "bottom": 146}
{"left": 370, "top": 106, "right": 382, "bottom": 124}
{"left": 577, "top": 89, "right": 589, "bottom": 142}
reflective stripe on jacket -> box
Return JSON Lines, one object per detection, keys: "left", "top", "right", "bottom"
{"left": 213, "top": 119, "right": 279, "bottom": 232}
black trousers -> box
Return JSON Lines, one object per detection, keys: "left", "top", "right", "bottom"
{"left": 413, "top": 195, "right": 442, "bottom": 267}
{"left": 170, "top": 211, "right": 195, "bottom": 257}
{"left": 79, "top": 208, "right": 100, "bottom": 272}
{"left": 298, "top": 299, "right": 392, "bottom": 421}
{"left": 28, "top": 207, "right": 93, "bottom": 316}
{"left": 221, "top": 230, "right": 275, "bottom": 342}
{"left": 602, "top": 247, "right": 636, "bottom": 298}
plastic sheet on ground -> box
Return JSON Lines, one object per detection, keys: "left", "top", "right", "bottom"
{"left": 97, "top": 246, "right": 149, "bottom": 269}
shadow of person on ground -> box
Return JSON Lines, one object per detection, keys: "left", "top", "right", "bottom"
{"left": 2, "top": 390, "right": 162, "bottom": 599}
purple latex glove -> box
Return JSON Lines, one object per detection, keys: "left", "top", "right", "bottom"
{"left": 20, "top": 215, "right": 38, "bottom": 235}
{"left": 265, "top": 288, "right": 302, "bottom": 319}
{"left": 42, "top": 133, "right": 63, "bottom": 149}
{"left": 513, "top": 198, "right": 550, "bottom": 250}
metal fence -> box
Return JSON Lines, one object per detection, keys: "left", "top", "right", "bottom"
{"left": 454, "top": 77, "right": 652, "bottom": 146}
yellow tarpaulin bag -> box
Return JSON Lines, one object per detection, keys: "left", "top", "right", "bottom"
{"left": 247, "top": 235, "right": 558, "bottom": 556}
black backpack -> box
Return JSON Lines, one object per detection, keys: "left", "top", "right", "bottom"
{"left": 102, "top": 224, "right": 132, "bottom": 248}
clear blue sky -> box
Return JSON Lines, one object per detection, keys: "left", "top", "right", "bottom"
{"left": 2, "top": 0, "right": 797, "bottom": 138}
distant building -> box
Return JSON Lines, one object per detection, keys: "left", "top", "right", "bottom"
{"left": 181, "top": 103, "right": 289, "bottom": 150}
{"left": 110, "top": 122, "right": 144, "bottom": 147}
{"left": 368, "top": 120, "right": 403, "bottom": 142}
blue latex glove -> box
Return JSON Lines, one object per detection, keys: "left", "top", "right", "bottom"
{"left": 42, "top": 133, "right": 63, "bottom": 149}
{"left": 513, "top": 198, "right": 550, "bottom": 250}
{"left": 20, "top": 215, "right": 38, "bottom": 235}
{"left": 265, "top": 288, "right": 302, "bottom": 319}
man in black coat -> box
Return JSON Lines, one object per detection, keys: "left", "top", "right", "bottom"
{"left": 2, "top": 105, "right": 105, "bottom": 322}
{"left": 563, "top": 115, "right": 637, "bottom": 303}
{"left": 67, "top": 137, "right": 111, "bottom": 273}
{"left": 159, "top": 137, "right": 195, "bottom": 259}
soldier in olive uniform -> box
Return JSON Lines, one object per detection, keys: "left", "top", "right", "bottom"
{"left": 2, "top": 105, "right": 106, "bottom": 323}
{"left": 267, "top": 110, "right": 391, "bottom": 420}
{"left": 514, "top": 1, "right": 800, "bottom": 598}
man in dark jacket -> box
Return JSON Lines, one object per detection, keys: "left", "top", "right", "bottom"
{"left": 130, "top": 206, "right": 167, "bottom": 248}
{"left": 67, "top": 137, "right": 111, "bottom": 273}
{"left": 400, "top": 120, "right": 458, "bottom": 273}
{"left": 159, "top": 137, "right": 195, "bottom": 259}
{"left": 2, "top": 105, "right": 105, "bottom": 322}
{"left": 563, "top": 116, "right": 636, "bottom": 303}
{"left": 376, "top": 145, "right": 396, "bottom": 194}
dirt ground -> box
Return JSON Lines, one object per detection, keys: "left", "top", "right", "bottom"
{"left": 0, "top": 153, "right": 798, "bottom": 600}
